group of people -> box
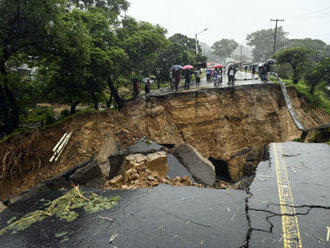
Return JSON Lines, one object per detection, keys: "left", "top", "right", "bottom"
{"left": 170, "top": 68, "right": 201, "bottom": 91}
{"left": 132, "top": 60, "right": 274, "bottom": 96}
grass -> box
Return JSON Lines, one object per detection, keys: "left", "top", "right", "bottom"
{"left": 270, "top": 75, "right": 330, "bottom": 114}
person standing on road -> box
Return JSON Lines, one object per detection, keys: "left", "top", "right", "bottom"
{"left": 174, "top": 70, "right": 181, "bottom": 91}
{"left": 195, "top": 69, "right": 201, "bottom": 88}
{"left": 133, "top": 78, "right": 140, "bottom": 97}
{"left": 184, "top": 69, "right": 191, "bottom": 90}
{"left": 145, "top": 79, "right": 151, "bottom": 94}
{"left": 227, "top": 66, "right": 235, "bottom": 84}
{"left": 251, "top": 65, "right": 256, "bottom": 80}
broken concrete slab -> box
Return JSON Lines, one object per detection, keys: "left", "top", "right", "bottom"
{"left": 167, "top": 154, "right": 195, "bottom": 182}
{"left": 173, "top": 144, "right": 216, "bottom": 186}
{"left": 69, "top": 161, "right": 102, "bottom": 185}
{"left": 127, "top": 139, "right": 163, "bottom": 154}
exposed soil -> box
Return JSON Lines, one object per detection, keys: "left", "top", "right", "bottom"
{"left": 1, "top": 84, "right": 329, "bottom": 199}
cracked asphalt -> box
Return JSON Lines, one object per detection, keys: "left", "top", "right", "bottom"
{"left": 0, "top": 142, "right": 329, "bottom": 247}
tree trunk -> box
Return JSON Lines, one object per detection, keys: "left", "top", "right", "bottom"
{"left": 70, "top": 101, "right": 79, "bottom": 115}
{"left": 107, "top": 76, "right": 123, "bottom": 109}
{"left": 0, "top": 61, "right": 20, "bottom": 135}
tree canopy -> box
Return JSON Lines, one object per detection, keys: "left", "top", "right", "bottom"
{"left": 246, "top": 27, "right": 288, "bottom": 61}
{"left": 212, "top": 39, "right": 238, "bottom": 62}
{"left": 275, "top": 47, "right": 313, "bottom": 84}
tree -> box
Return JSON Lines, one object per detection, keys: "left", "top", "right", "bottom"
{"left": 169, "top": 33, "right": 205, "bottom": 64}
{"left": 246, "top": 27, "right": 288, "bottom": 61}
{"left": 305, "top": 57, "right": 330, "bottom": 94}
{"left": 0, "top": 0, "right": 64, "bottom": 135}
{"left": 275, "top": 47, "right": 313, "bottom": 84}
{"left": 212, "top": 39, "right": 238, "bottom": 63}
{"left": 153, "top": 42, "right": 189, "bottom": 84}
{"left": 115, "top": 16, "right": 167, "bottom": 94}
{"left": 285, "top": 38, "right": 330, "bottom": 62}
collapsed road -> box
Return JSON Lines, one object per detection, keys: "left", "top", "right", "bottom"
{"left": 0, "top": 142, "right": 329, "bottom": 248}
{"left": 0, "top": 78, "right": 330, "bottom": 247}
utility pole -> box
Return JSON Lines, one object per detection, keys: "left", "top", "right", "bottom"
{"left": 240, "top": 44, "right": 243, "bottom": 63}
{"left": 271, "top": 19, "right": 284, "bottom": 56}
{"left": 195, "top": 28, "right": 208, "bottom": 55}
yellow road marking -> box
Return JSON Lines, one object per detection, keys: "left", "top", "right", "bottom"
{"left": 273, "top": 143, "right": 303, "bottom": 248}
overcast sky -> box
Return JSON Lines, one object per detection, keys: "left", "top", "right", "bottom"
{"left": 126, "top": 0, "right": 330, "bottom": 46}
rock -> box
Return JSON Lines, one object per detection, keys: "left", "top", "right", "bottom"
{"left": 146, "top": 151, "right": 168, "bottom": 177}
{"left": 110, "top": 175, "right": 123, "bottom": 185}
{"left": 173, "top": 144, "right": 216, "bottom": 186}
{"left": 69, "top": 161, "right": 102, "bottom": 185}
{"left": 0, "top": 201, "right": 7, "bottom": 213}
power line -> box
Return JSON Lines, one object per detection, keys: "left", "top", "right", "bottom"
{"left": 291, "top": 5, "right": 330, "bottom": 18}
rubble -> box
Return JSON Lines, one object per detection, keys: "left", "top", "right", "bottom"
{"left": 173, "top": 144, "right": 216, "bottom": 186}
{"left": 105, "top": 152, "right": 203, "bottom": 190}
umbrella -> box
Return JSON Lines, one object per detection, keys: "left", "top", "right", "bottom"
{"left": 143, "top": 77, "right": 154, "bottom": 83}
{"left": 183, "top": 65, "right": 194, "bottom": 70}
{"left": 171, "top": 65, "right": 183, "bottom": 71}
{"left": 213, "top": 64, "right": 223, "bottom": 68}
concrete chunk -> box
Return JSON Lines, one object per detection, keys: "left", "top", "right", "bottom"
{"left": 174, "top": 144, "right": 216, "bottom": 186}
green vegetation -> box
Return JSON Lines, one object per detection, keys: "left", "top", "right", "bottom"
{"left": 0, "top": 186, "right": 120, "bottom": 237}
{"left": 275, "top": 47, "right": 313, "bottom": 84}
{"left": 270, "top": 76, "right": 330, "bottom": 114}
{"left": 212, "top": 39, "right": 238, "bottom": 63}
{"left": 0, "top": 0, "right": 205, "bottom": 138}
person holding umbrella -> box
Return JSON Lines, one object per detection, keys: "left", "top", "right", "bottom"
{"left": 183, "top": 65, "right": 193, "bottom": 90}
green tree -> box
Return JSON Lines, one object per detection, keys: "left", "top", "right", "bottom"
{"left": 212, "top": 39, "right": 238, "bottom": 63}
{"left": 275, "top": 47, "right": 313, "bottom": 84}
{"left": 305, "top": 57, "right": 330, "bottom": 94}
{"left": 115, "top": 17, "right": 167, "bottom": 94}
{"left": 169, "top": 33, "right": 205, "bottom": 64}
{"left": 285, "top": 38, "right": 330, "bottom": 62}
{"left": 247, "top": 27, "right": 288, "bottom": 61}
{"left": 153, "top": 41, "right": 189, "bottom": 84}
{"left": 0, "top": 0, "right": 64, "bottom": 134}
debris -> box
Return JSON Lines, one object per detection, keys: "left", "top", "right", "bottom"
{"left": 282, "top": 153, "right": 301, "bottom": 158}
{"left": 50, "top": 131, "right": 73, "bottom": 162}
{"left": 98, "top": 216, "right": 113, "bottom": 222}
{"left": 291, "top": 167, "right": 296, "bottom": 174}
{"left": 109, "top": 233, "right": 118, "bottom": 243}
{"left": 0, "top": 186, "right": 120, "bottom": 237}
{"left": 55, "top": 232, "right": 68, "bottom": 238}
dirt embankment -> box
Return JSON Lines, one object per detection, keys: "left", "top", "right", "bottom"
{"left": 0, "top": 84, "right": 329, "bottom": 199}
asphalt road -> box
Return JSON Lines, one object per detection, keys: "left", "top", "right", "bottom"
{"left": 0, "top": 142, "right": 329, "bottom": 247}
{"left": 249, "top": 142, "right": 330, "bottom": 248}
{"left": 149, "top": 71, "right": 264, "bottom": 97}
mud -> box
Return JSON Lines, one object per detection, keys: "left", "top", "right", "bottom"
{"left": 0, "top": 84, "right": 329, "bottom": 199}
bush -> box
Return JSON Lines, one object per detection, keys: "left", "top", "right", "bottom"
{"left": 60, "top": 109, "right": 71, "bottom": 119}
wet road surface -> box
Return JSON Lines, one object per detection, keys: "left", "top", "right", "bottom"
{"left": 249, "top": 142, "right": 330, "bottom": 248}
{"left": 149, "top": 71, "right": 265, "bottom": 97}
{"left": 0, "top": 142, "right": 329, "bottom": 247}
